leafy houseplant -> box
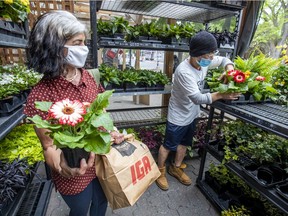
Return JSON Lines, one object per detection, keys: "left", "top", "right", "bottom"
{"left": 0, "top": 0, "right": 30, "bottom": 22}
{"left": 27, "top": 90, "right": 114, "bottom": 167}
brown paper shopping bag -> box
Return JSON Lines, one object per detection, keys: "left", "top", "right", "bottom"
{"left": 95, "top": 135, "right": 160, "bottom": 210}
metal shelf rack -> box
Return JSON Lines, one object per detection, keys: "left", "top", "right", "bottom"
{"left": 108, "top": 106, "right": 168, "bottom": 129}
{"left": 0, "top": 106, "right": 26, "bottom": 140}
{"left": 197, "top": 101, "right": 288, "bottom": 215}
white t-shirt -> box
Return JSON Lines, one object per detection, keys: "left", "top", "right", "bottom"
{"left": 168, "top": 56, "right": 233, "bottom": 126}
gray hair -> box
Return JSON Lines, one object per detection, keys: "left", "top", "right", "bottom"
{"left": 27, "top": 10, "right": 88, "bottom": 79}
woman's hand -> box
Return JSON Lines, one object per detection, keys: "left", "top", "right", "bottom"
{"left": 59, "top": 152, "right": 95, "bottom": 178}
{"left": 110, "top": 131, "right": 125, "bottom": 144}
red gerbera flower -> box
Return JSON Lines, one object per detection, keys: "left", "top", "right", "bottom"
{"left": 227, "top": 70, "right": 239, "bottom": 77}
{"left": 233, "top": 72, "right": 246, "bottom": 83}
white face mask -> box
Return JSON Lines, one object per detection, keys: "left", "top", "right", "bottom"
{"left": 64, "top": 45, "right": 89, "bottom": 68}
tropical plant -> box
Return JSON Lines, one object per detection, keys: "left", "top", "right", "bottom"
{"left": 0, "top": 0, "right": 30, "bottom": 22}
{"left": 27, "top": 91, "right": 114, "bottom": 154}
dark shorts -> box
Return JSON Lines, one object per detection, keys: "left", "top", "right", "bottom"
{"left": 163, "top": 120, "right": 197, "bottom": 151}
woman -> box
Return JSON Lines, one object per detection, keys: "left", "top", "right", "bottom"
{"left": 24, "top": 10, "right": 124, "bottom": 216}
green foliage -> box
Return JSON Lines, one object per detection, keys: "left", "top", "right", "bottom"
{"left": 220, "top": 120, "right": 288, "bottom": 166}
{"left": 272, "top": 64, "right": 288, "bottom": 105}
{"left": 0, "top": 124, "right": 44, "bottom": 165}
{"left": 0, "top": 64, "right": 43, "bottom": 99}
{"left": 0, "top": 0, "right": 30, "bottom": 22}
{"left": 234, "top": 53, "right": 280, "bottom": 82}
{"left": 221, "top": 206, "right": 250, "bottom": 216}
{"left": 99, "top": 64, "right": 121, "bottom": 87}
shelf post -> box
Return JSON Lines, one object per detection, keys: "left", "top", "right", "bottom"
{"left": 90, "top": 0, "right": 98, "bottom": 68}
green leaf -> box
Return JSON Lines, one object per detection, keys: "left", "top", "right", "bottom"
{"left": 53, "top": 131, "right": 85, "bottom": 148}
{"left": 89, "top": 90, "right": 113, "bottom": 113}
{"left": 27, "top": 115, "right": 61, "bottom": 129}
{"left": 90, "top": 113, "right": 114, "bottom": 131}
{"left": 35, "top": 101, "right": 53, "bottom": 112}
{"left": 83, "top": 133, "right": 111, "bottom": 154}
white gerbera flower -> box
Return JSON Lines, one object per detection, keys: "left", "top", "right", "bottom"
{"left": 48, "top": 99, "right": 86, "bottom": 126}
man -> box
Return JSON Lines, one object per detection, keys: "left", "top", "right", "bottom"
{"left": 156, "top": 31, "right": 240, "bottom": 190}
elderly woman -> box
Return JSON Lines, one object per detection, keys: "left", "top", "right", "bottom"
{"left": 25, "top": 10, "right": 124, "bottom": 216}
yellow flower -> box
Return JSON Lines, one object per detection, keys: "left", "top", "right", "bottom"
{"left": 244, "top": 71, "right": 251, "bottom": 78}
{"left": 19, "top": 0, "right": 29, "bottom": 6}
{"left": 275, "top": 81, "right": 279, "bottom": 85}
{"left": 281, "top": 81, "right": 285, "bottom": 85}
{"left": 4, "top": 0, "right": 13, "bottom": 4}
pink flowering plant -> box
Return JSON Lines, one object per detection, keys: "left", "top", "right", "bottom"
{"left": 28, "top": 90, "right": 114, "bottom": 154}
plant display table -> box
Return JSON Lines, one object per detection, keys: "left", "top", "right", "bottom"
{"left": 197, "top": 101, "right": 288, "bottom": 214}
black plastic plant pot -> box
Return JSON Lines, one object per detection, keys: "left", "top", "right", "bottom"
{"left": 61, "top": 148, "right": 90, "bottom": 168}
{"left": 257, "top": 166, "right": 273, "bottom": 185}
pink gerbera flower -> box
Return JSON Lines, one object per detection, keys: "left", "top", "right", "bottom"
{"left": 255, "top": 76, "right": 265, "bottom": 81}
{"left": 48, "top": 99, "right": 86, "bottom": 126}
{"left": 233, "top": 72, "right": 246, "bottom": 83}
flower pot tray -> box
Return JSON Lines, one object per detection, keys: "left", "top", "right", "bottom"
{"left": 0, "top": 91, "right": 29, "bottom": 116}
{"left": 242, "top": 163, "right": 288, "bottom": 188}
{"left": 222, "top": 94, "right": 272, "bottom": 105}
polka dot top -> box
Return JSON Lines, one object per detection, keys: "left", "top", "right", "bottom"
{"left": 24, "top": 69, "right": 105, "bottom": 195}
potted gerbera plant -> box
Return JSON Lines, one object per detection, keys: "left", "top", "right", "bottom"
{"left": 28, "top": 90, "right": 114, "bottom": 167}
{"left": 207, "top": 69, "right": 278, "bottom": 102}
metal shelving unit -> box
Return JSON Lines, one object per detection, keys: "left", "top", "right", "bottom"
{"left": 91, "top": 0, "right": 243, "bottom": 129}
{"left": 0, "top": 106, "right": 26, "bottom": 140}
{"left": 197, "top": 101, "right": 288, "bottom": 214}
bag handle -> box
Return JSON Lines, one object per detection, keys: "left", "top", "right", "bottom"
{"left": 110, "top": 134, "right": 134, "bottom": 143}
{"left": 87, "top": 68, "right": 100, "bottom": 84}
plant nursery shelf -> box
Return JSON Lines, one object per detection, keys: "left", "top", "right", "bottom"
{"left": 98, "top": 40, "right": 189, "bottom": 52}
{"left": 108, "top": 106, "right": 168, "bottom": 129}
{"left": 212, "top": 102, "right": 288, "bottom": 139}
{"left": 99, "top": 0, "right": 240, "bottom": 23}
{"left": 112, "top": 89, "right": 171, "bottom": 97}
{"left": 0, "top": 106, "right": 25, "bottom": 141}
{"left": 226, "top": 161, "right": 288, "bottom": 214}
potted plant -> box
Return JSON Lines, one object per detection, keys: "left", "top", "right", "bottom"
{"left": 99, "top": 64, "right": 123, "bottom": 92}
{"left": 28, "top": 90, "right": 115, "bottom": 168}
{"left": 0, "top": 64, "right": 42, "bottom": 115}
{"left": 121, "top": 69, "right": 140, "bottom": 92}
